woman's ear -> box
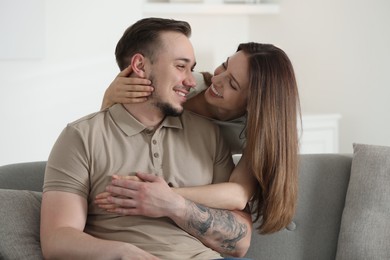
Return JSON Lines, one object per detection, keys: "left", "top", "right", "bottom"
{"left": 130, "top": 53, "right": 146, "bottom": 78}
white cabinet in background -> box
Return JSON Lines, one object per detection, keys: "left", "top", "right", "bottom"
{"left": 300, "top": 114, "right": 341, "bottom": 154}
{"left": 232, "top": 114, "right": 342, "bottom": 163}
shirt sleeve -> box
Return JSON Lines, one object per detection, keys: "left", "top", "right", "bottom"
{"left": 43, "top": 124, "right": 90, "bottom": 198}
{"left": 211, "top": 125, "right": 235, "bottom": 184}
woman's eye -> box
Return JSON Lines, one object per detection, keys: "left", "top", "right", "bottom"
{"left": 230, "top": 80, "right": 238, "bottom": 90}
{"left": 222, "top": 62, "right": 227, "bottom": 69}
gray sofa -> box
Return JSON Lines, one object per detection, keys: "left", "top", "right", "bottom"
{"left": 1, "top": 143, "right": 389, "bottom": 260}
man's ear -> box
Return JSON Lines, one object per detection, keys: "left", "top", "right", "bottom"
{"left": 130, "top": 53, "right": 147, "bottom": 78}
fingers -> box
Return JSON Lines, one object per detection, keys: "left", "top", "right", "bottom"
{"left": 106, "top": 196, "right": 137, "bottom": 208}
{"left": 95, "top": 173, "right": 159, "bottom": 215}
{"left": 123, "top": 89, "right": 153, "bottom": 97}
{"left": 119, "top": 97, "right": 148, "bottom": 104}
{"left": 95, "top": 188, "right": 136, "bottom": 210}
{"left": 95, "top": 196, "right": 137, "bottom": 212}
{"left": 117, "top": 65, "right": 133, "bottom": 77}
{"left": 120, "top": 78, "right": 153, "bottom": 91}
{"left": 116, "top": 67, "right": 152, "bottom": 91}
{"left": 94, "top": 192, "right": 118, "bottom": 210}
{"left": 95, "top": 175, "right": 142, "bottom": 204}
{"left": 95, "top": 174, "right": 145, "bottom": 212}
{"left": 112, "top": 175, "right": 142, "bottom": 182}
{"left": 117, "top": 94, "right": 149, "bottom": 105}
{"left": 136, "top": 172, "right": 160, "bottom": 182}
{"left": 109, "top": 67, "right": 154, "bottom": 106}
{"left": 95, "top": 191, "right": 111, "bottom": 199}
{"left": 116, "top": 78, "right": 154, "bottom": 93}
{"left": 113, "top": 78, "right": 153, "bottom": 104}
{"left": 107, "top": 206, "right": 138, "bottom": 215}
{"left": 95, "top": 201, "right": 117, "bottom": 210}
{"left": 106, "top": 178, "right": 143, "bottom": 197}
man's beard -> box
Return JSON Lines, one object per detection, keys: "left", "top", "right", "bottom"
{"left": 149, "top": 74, "right": 183, "bottom": 117}
{"left": 156, "top": 102, "right": 182, "bottom": 117}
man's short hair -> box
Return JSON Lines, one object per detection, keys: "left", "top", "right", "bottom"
{"left": 115, "top": 17, "right": 192, "bottom": 70}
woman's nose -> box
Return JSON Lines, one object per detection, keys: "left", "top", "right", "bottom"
{"left": 211, "top": 73, "right": 224, "bottom": 87}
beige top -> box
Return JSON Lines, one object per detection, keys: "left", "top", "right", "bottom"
{"left": 190, "top": 72, "right": 247, "bottom": 154}
{"left": 43, "top": 104, "right": 234, "bottom": 259}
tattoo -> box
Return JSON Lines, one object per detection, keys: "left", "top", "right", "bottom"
{"left": 193, "top": 204, "right": 213, "bottom": 235}
{"left": 186, "top": 201, "right": 248, "bottom": 252}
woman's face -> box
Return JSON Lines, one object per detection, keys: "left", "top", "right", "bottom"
{"left": 204, "top": 50, "right": 250, "bottom": 116}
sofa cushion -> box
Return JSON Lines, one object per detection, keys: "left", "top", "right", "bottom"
{"left": 0, "top": 189, "right": 43, "bottom": 260}
{"left": 336, "top": 143, "right": 390, "bottom": 260}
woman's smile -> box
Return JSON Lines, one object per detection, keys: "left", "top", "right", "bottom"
{"left": 210, "top": 84, "right": 223, "bottom": 98}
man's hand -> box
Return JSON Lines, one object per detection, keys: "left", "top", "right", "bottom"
{"left": 95, "top": 175, "right": 142, "bottom": 210}
{"left": 101, "top": 172, "right": 185, "bottom": 218}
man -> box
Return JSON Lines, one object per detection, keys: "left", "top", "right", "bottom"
{"left": 40, "top": 17, "right": 252, "bottom": 259}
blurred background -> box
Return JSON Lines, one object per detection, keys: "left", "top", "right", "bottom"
{"left": 0, "top": 0, "right": 389, "bottom": 165}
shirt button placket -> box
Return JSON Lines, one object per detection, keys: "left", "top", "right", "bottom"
{"left": 151, "top": 134, "right": 162, "bottom": 174}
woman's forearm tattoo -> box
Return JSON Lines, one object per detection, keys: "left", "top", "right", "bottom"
{"left": 185, "top": 201, "right": 248, "bottom": 252}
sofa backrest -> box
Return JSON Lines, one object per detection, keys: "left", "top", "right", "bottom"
{"left": 0, "top": 161, "right": 46, "bottom": 192}
{"left": 0, "top": 154, "right": 353, "bottom": 260}
{"left": 245, "top": 154, "right": 352, "bottom": 260}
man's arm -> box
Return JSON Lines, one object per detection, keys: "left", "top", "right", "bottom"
{"left": 40, "top": 191, "right": 158, "bottom": 260}
{"left": 173, "top": 197, "right": 252, "bottom": 257}
{"left": 103, "top": 173, "right": 252, "bottom": 257}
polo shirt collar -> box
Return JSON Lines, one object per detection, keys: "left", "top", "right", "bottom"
{"left": 109, "top": 104, "right": 183, "bottom": 137}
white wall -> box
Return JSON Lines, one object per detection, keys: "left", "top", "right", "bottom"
{"left": 0, "top": 0, "right": 143, "bottom": 165}
{"left": 248, "top": 0, "right": 390, "bottom": 153}
{"left": 1, "top": 0, "right": 390, "bottom": 165}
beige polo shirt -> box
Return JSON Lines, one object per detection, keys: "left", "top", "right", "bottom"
{"left": 43, "top": 104, "right": 234, "bottom": 259}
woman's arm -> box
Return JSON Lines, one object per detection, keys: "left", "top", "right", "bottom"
{"left": 95, "top": 154, "right": 257, "bottom": 211}
{"left": 174, "top": 153, "right": 257, "bottom": 210}
{"left": 104, "top": 172, "right": 252, "bottom": 257}
{"left": 101, "top": 66, "right": 153, "bottom": 110}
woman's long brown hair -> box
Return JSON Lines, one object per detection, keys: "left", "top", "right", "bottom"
{"left": 202, "top": 43, "right": 301, "bottom": 234}
{"left": 239, "top": 43, "right": 301, "bottom": 234}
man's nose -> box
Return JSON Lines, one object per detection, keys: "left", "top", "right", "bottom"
{"left": 183, "top": 72, "right": 196, "bottom": 88}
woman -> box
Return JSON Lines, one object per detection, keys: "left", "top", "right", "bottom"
{"left": 97, "top": 43, "right": 301, "bottom": 234}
